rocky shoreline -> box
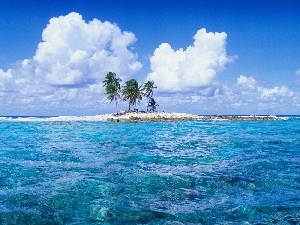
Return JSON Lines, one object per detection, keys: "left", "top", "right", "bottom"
{"left": 106, "top": 112, "right": 282, "bottom": 122}
{"left": 107, "top": 112, "right": 199, "bottom": 122}
{"left": 198, "top": 115, "right": 282, "bottom": 121}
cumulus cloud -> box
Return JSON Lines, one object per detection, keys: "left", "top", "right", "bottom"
{"left": 33, "top": 12, "right": 142, "bottom": 87}
{"left": 146, "top": 28, "right": 236, "bottom": 92}
{"left": 0, "top": 12, "right": 143, "bottom": 115}
{"left": 0, "top": 69, "right": 12, "bottom": 80}
{"left": 258, "top": 85, "right": 294, "bottom": 100}
{"left": 0, "top": 12, "right": 142, "bottom": 99}
{"left": 236, "top": 75, "right": 257, "bottom": 92}
{"left": 0, "top": 69, "right": 15, "bottom": 93}
{"left": 235, "top": 75, "right": 294, "bottom": 100}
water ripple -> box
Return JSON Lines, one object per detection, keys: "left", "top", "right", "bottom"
{"left": 0, "top": 119, "right": 300, "bottom": 224}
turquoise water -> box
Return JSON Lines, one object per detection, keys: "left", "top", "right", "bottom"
{"left": 0, "top": 117, "right": 300, "bottom": 224}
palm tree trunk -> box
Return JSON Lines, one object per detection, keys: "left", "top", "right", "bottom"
{"left": 147, "top": 97, "right": 150, "bottom": 111}
{"left": 116, "top": 100, "right": 119, "bottom": 114}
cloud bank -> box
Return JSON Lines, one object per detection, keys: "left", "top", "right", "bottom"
{"left": 153, "top": 74, "right": 297, "bottom": 115}
{"left": 146, "top": 28, "right": 236, "bottom": 92}
{"left": 0, "top": 12, "right": 142, "bottom": 115}
{"left": 258, "top": 86, "right": 294, "bottom": 100}
{"left": 235, "top": 75, "right": 294, "bottom": 100}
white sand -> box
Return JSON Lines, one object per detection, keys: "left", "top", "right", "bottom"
{"left": 42, "top": 112, "right": 199, "bottom": 122}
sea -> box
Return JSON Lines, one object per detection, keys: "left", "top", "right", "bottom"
{"left": 0, "top": 116, "right": 299, "bottom": 224}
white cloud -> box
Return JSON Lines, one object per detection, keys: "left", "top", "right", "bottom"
{"left": 33, "top": 12, "right": 142, "bottom": 87}
{"left": 236, "top": 75, "right": 256, "bottom": 92}
{"left": 0, "top": 69, "right": 15, "bottom": 93}
{"left": 258, "top": 85, "right": 294, "bottom": 100}
{"left": 296, "top": 68, "right": 300, "bottom": 76}
{"left": 0, "top": 69, "right": 12, "bottom": 80}
{"left": 146, "top": 28, "right": 236, "bottom": 92}
{"left": 233, "top": 74, "right": 295, "bottom": 103}
{"left": 0, "top": 12, "right": 143, "bottom": 115}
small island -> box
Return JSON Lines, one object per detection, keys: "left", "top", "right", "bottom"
{"left": 29, "top": 112, "right": 281, "bottom": 122}
{"left": 97, "top": 72, "right": 283, "bottom": 122}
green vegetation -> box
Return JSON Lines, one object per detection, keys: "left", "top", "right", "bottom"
{"left": 102, "top": 72, "right": 122, "bottom": 114}
{"left": 103, "top": 72, "right": 158, "bottom": 113}
{"left": 148, "top": 97, "right": 159, "bottom": 112}
{"left": 141, "top": 81, "right": 157, "bottom": 111}
{"left": 122, "top": 78, "right": 142, "bottom": 111}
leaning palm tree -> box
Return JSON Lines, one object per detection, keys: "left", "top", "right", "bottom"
{"left": 142, "top": 81, "right": 157, "bottom": 98}
{"left": 103, "top": 72, "right": 122, "bottom": 114}
{"left": 122, "top": 78, "right": 142, "bottom": 112}
{"left": 142, "top": 81, "right": 157, "bottom": 111}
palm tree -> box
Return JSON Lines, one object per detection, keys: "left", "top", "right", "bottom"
{"left": 103, "top": 72, "right": 122, "bottom": 114}
{"left": 142, "top": 81, "right": 157, "bottom": 98}
{"left": 148, "top": 97, "right": 159, "bottom": 112}
{"left": 142, "top": 81, "right": 157, "bottom": 111}
{"left": 122, "top": 78, "right": 142, "bottom": 111}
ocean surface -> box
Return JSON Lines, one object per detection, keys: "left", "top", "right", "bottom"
{"left": 0, "top": 116, "right": 300, "bottom": 224}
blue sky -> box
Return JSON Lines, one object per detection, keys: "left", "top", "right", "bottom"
{"left": 0, "top": 0, "right": 300, "bottom": 115}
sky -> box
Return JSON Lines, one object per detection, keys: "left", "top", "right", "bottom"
{"left": 0, "top": 0, "right": 300, "bottom": 116}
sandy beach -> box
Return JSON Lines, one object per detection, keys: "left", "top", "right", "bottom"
{"left": 41, "top": 112, "right": 199, "bottom": 122}
{"left": 33, "top": 112, "right": 283, "bottom": 122}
